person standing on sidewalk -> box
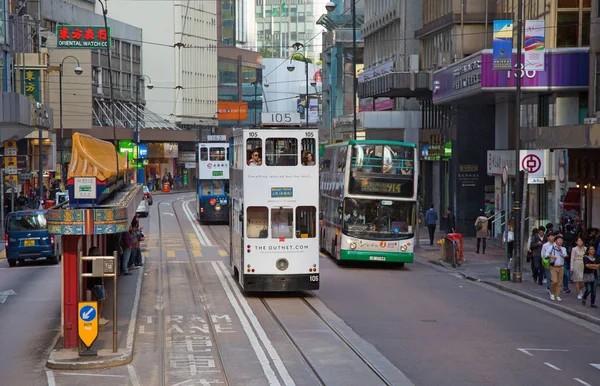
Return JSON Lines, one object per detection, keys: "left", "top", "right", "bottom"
{"left": 121, "top": 230, "right": 134, "bottom": 276}
{"left": 425, "top": 204, "right": 438, "bottom": 246}
{"left": 541, "top": 230, "right": 554, "bottom": 292}
{"left": 445, "top": 207, "right": 456, "bottom": 234}
{"left": 546, "top": 235, "right": 567, "bottom": 301}
{"left": 474, "top": 210, "right": 488, "bottom": 254}
{"left": 582, "top": 246, "right": 600, "bottom": 308}
{"left": 531, "top": 227, "right": 546, "bottom": 285}
{"left": 562, "top": 224, "right": 576, "bottom": 294}
{"left": 502, "top": 219, "right": 515, "bottom": 261}
{"left": 570, "top": 237, "right": 586, "bottom": 299}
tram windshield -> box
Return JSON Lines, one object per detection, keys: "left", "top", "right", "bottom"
{"left": 342, "top": 198, "right": 415, "bottom": 239}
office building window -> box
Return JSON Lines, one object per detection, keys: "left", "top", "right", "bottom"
{"left": 556, "top": 0, "right": 591, "bottom": 47}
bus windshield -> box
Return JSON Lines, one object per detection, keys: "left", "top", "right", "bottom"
{"left": 348, "top": 143, "right": 414, "bottom": 198}
{"left": 342, "top": 198, "right": 415, "bottom": 239}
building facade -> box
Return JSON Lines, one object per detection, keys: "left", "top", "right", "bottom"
{"left": 217, "top": 0, "right": 262, "bottom": 134}
{"left": 256, "top": 0, "right": 326, "bottom": 61}
{"left": 104, "top": 0, "right": 219, "bottom": 133}
{"left": 425, "top": 0, "right": 591, "bottom": 235}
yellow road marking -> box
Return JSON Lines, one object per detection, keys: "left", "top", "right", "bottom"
{"left": 166, "top": 250, "right": 176, "bottom": 258}
{"left": 193, "top": 250, "right": 202, "bottom": 258}
{"left": 218, "top": 249, "right": 228, "bottom": 257}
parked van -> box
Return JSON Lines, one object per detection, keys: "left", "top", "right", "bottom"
{"left": 4, "top": 210, "right": 61, "bottom": 267}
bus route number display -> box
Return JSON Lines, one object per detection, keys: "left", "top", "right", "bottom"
{"left": 361, "top": 181, "right": 402, "bottom": 194}
{"left": 350, "top": 177, "right": 413, "bottom": 197}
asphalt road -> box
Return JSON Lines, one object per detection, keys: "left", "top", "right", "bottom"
{"left": 316, "top": 256, "right": 600, "bottom": 385}
{"left": 0, "top": 257, "right": 61, "bottom": 385}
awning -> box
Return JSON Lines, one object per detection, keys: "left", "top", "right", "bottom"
{"left": 358, "top": 72, "right": 432, "bottom": 99}
{"left": 93, "top": 98, "right": 181, "bottom": 130}
{"left": 68, "top": 132, "right": 131, "bottom": 181}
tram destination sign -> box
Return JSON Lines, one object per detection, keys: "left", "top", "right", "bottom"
{"left": 261, "top": 112, "right": 301, "bottom": 126}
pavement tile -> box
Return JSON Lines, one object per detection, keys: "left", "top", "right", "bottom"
{"left": 416, "top": 230, "right": 600, "bottom": 326}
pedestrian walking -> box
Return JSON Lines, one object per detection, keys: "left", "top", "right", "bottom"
{"left": 541, "top": 230, "right": 554, "bottom": 292}
{"left": 503, "top": 219, "right": 515, "bottom": 261}
{"left": 582, "top": 246, "right": 600, "bottom": 308}
{"left": 545, "top": 235, "right": 567, "bottom": 301}
{"left": 445, "top": 207, "right": 456, "bottom": 234}
{"left": 474, "top": 210, "right": 488, "bottom": 254}
{"left": 530, "top": 227, "right": 545, "bottom": 285}
{"left": 425, "top": 204, "right": 438, "bottom": 246}
{"left": 562, "top": 224, "right": 576, "bottom": 294}
{"left": 570, "top": 237, "right": 586, "bottom": 299}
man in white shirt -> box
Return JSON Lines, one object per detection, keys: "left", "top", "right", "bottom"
{"left": 541, "top": 232, "right": 555, "bottom": 293}
{"left": 546, "top": 235, "right": 567, "bottom": 301}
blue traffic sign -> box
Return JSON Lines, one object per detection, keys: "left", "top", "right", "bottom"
{"left": 79, "top": 305, "right": 97, "bottom": 322}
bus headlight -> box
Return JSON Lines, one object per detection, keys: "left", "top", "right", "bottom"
{"left": 400, "top": 244, "right": 408, "bottom": 252}
{"left": 276, "top": 258, "right": 289, "bottom": 271}
{"left": 350, "top": 242, "right": 357, "bottom": 250}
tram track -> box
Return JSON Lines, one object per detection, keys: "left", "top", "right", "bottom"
{"left": 205, "top": 222, "right": 393, "bottom": 385}
{"left": 170, "top": 199, "right": 231, "bottom": 386}
{"left": 156, "top": 201, "right": 167, "bottom": 386}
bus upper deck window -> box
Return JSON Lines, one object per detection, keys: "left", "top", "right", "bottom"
{"left": 301, "top": 138, "right": 316, "bottom": 166}
{"left": 265, "top": 138, "right": 298, "bottom": 166}
{"left": 200, "top": 147, "right": 208, "bottom": 161}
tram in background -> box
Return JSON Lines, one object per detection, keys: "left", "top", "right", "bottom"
{"left": 229, "top": 122, "right": 319, "bottom": 292}
{"left": 196, "top": 139, "right": 230, "bottom": 224}
{"left": 319, "top": 140, "right": 418, "bottom": 266}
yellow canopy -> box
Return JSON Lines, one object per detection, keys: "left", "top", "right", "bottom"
{"left": 67, "top": 133, "right": 131, "bottom": 181}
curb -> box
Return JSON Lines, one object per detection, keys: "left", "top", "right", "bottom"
{"left": 46, "top": 264, "right": 145, "bottom": 370}
{"left": 427, "top": 258, "right": 600, "bottom": 327}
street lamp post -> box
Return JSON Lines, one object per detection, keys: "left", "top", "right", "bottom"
{"left": 98, "top": 0, "right": 120, "bottom": 180}
{"left": 58, "top": 56, "right": 83, "bottom": 186}
{"left": 250, "top": 80, "right": 268, "bottom": 126}
{"left": 512, "top": 0, "right": 524, "bottom": 283}
{"left": 288, "top": 42, "right": 309, "bottom": 129}
{"left": 135, "top": 75, "right": 153, "bottom": 185}
{"left": 326, "top": 0, "right": 357, "bottom": 140}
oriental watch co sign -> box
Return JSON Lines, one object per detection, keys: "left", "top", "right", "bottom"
{"left": 56, "top": 25, "right": 112, "bottom": 49}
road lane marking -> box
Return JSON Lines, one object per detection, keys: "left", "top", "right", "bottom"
{"left": 46, "top": 370, "right": 55, "bottom": 386}
{"left": 216, "top": 261, "right": 295, "bottom": 386}
{"left": 574, "top": 378, "right": 592, "bottom": 386}
{"left": 210, "top": 261, "right": 280, "bottom": 385}
{"left": 543, "top": 362, "right": 561, "bottom": 371}
{"left": 183, "top": 200, "right": 212, "bottom": 246}
{"left": 57, "top": 372, "right": 127, "bottom": 377}
{"left": 517, "top": 348, "right": 569, "bottom": 356}
{"left": 591, "top": 363, "right": 600, "bottom": 370}
{"left": 167, "top": 250, "right": 176, "bottom": 258}
{"left": 127, "top": 364, "right": 141, "bottom": 386}
{"left": 193, "top": 250, "right": 203, "bottom": 258}
{"left": 218, "top": 249, "right": 228, "bottom": 257}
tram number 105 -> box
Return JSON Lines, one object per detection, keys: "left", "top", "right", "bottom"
{"left": 309, "top": 275, "right": 319, "bottom": 282}
{"left": 261, "top": 112, "right": 300, "bottom": 125}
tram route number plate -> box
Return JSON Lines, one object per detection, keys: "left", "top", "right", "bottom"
{"left": 369, "top": 256, "right": 386, "bottom": 261}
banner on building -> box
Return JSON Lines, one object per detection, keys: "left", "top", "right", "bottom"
{"left": 524, "top": 20, "right": 545, "bottom": 71}
{"left": 22, "top": 70, "right": 41, "bottom": 102}
{"left": 218, "top": 101, "right": 248, "bottom": 121}
{"left": 56, "top": 25, "right": 111, "bottom": 49}
{"left": 493, "top": 20, "right": 513, "bottom": 71}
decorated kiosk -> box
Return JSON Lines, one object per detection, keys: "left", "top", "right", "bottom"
{"left": 47, "top": 133, "right": 142, "bottom": 349}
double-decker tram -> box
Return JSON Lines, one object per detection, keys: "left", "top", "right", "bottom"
{"left": 320, "top": 140, "right": 418, "bottom": 266}
{"left": 229, "top": 125, "right": 319, "bottom": 291}
{"left": 197, "top": 140, "right": 230, "bottom": 223}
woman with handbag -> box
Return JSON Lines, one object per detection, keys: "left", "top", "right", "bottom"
{"left": 581, "top": 246, "right": 600, "bottom": 308}
{"left": 570, "top": 237, "right": 586, "bottom": 299}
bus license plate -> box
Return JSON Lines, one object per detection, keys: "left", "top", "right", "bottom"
{"left": 24, "top": 239, "right": 35, "bottom": 247}
{"left": 369, "top": 256, "right": 386, "bottom": 261}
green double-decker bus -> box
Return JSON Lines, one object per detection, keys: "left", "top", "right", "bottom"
{"left": 319, "top": 140, "right": 418, "bottom": 266}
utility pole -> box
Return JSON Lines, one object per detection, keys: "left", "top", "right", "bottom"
{"left": 351, "top": 0, "right": 357, "bottom": 140}
{"left": 512, "top": 0, "right": 524, "bottom": 283}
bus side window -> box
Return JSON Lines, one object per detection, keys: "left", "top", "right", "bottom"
{"left": 271, "top": 207, "right": 293, "bottom": 238}
{"left": 296, "top": 206, "right": 316, "bottom": 238}
{"left": 200, "top": 147, "right": 208, "bottom": 161}
{"left": 247, "top": 207, "right": 268, "bottom": 238}
{"left": 301, "top": 138, "right": 316, "bottom": 166}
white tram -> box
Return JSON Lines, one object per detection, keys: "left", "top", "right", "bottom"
{"left": 229, "top": 125, "right": 319, "bottom": 291}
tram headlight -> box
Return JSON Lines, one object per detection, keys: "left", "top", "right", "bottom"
{"left": 276, "top": 258, "right": 289, "bottom": 271}
{"left": 349, "top": 242, "right": 357, "bottom": 250}
{"left": 400, "top": 244, "right": 408, "bottom": 252}
{"left": 215, "top": 205, "right": 221, "bottom": 212}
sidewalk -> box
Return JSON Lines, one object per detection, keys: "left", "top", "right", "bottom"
{"left": 416, "top": 229, "right": 600, "bottom": 326}
{"left": 150, "top": 187, "right": 195, "bottom": 195}
{"left": 46, "top": 257, "right": 144, "bottom": 370}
